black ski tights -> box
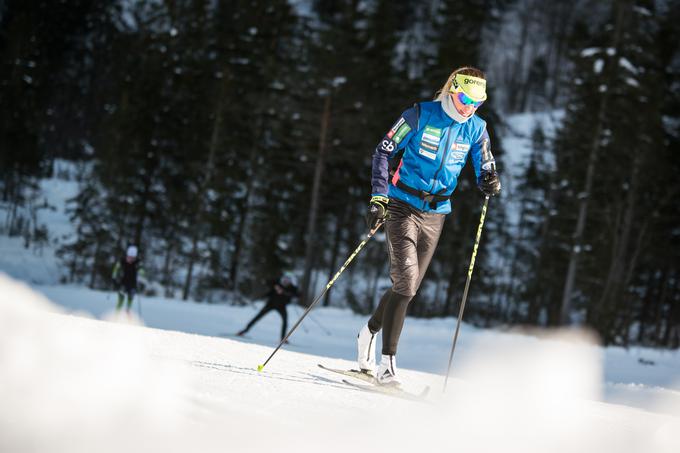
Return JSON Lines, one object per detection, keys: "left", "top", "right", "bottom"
{"left": 367, "top": 288, "right": 412, "bottom": 356}
{"left": 243, "top": 304, "right": 288, "bottom": 340}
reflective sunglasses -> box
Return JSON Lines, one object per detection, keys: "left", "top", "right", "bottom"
{"left": 455, "top": 90, "right": 484, "bottom": 108}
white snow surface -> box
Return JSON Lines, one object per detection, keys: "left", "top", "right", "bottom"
{"left": 1, "top": 273, "right": 679, "bottom": 453}
{"left": 0, "top": 161, "right": 79, "bottom": 285}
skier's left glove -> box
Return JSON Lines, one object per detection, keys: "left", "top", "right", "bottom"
{"left": 478, "top": 171, "right": 501, "bottom": 197}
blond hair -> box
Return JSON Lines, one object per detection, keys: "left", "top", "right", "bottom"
{"left": 434, "top": 66, "right": 486, "bottom": 101}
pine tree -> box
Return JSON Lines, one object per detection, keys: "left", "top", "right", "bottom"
{"left": 547, "top": 0, "right": 675, "bottom": 343}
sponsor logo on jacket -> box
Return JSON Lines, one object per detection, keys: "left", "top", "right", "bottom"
{"left": 387, "top": 118, "right": 411, "bottom": 144}
{"left": 451, "top": 142, "right": 470, "bottom": 151}
{"left": 418, "top": 125, "right": 442, "bottom": 160}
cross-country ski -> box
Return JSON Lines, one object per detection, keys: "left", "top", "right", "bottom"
{"left": 317, "top": 363, "right": 376, "bottom": 384}
{"left": 341, "top": 379, "right": 431, "bottom": 402}
{"left": 318, "top": 363, "right": 429, "bottom": 401}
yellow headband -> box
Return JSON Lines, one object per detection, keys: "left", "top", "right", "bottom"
{"left": 450, "top": 73, "right": 487, "bottom": 102}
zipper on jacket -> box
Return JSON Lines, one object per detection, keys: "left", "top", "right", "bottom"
{"left": 427, "top": 120, "right": 456, "bottom": 209}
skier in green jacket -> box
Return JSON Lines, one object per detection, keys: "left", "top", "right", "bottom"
{"left": 112, "top": 245, "right": 145, "bottom": 313}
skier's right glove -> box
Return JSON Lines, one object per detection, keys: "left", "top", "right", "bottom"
{"left": 366, "top": 195, "right": 389, "bottom": 229}
{"left": 478, "top": 171, "right": 501, "bottom": 197}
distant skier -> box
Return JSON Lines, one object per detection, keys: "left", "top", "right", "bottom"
{"left": 112, "top": 245, "right": 145, "bottom": 313}
{"left": 357, "top": 66, "right": 501, "bottom": 386}
{"left": 237, "top": 274, "right": 299, "bottom": 341}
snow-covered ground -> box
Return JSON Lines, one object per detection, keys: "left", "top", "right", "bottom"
{"left": 0, "top": 160, "right": 79, "bottom": 285}
{"left": 2, "top": 273, "right": 679, "bottom": 453}
{"left": 29, "top": 280, "right": 680, "bottom": 414}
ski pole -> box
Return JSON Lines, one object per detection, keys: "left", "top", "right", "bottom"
{"left": 137, "top": 293, "right": 143, "bottom": 318}
{"left": 443, "top": 196, "right": 489, "bottom": 392}
{"left": 257, "top": 221, "right": 384, "bottom": 372}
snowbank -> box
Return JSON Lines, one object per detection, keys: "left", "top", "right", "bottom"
{"left": 0, "top": 273, "right": 191, "bottom": 453}
{"left": 1, "top": 272, "right": 679, "bottom": 453}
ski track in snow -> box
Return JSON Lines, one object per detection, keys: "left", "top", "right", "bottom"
{"left": 1, "top": 273, "right": 679, "bottom": 453}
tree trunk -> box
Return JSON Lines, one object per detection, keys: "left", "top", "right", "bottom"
{"left": 559, "top": 1, "right": 630, "bottom": 324}
{"left": 182, "top": 235, "right": 199, "bottom": 301}
{"left": 595, "top": 150, "right": 641, "bottom": 336}
{"left": 528, "top": 163, "right": 556, "bottom": 323}
{"left": 503, "top": 204, "right": 527, "bottom": 318}
{"left": 134, "top": 140, "right": 154, "bottom": 248}
{"left": 654, "top": 268, "right": 670, "bottom": 344}
{"left": 323, "top": 205, "right": 349, "bottom": 306}
{"left": 228, "top": 146, "right": 257, "bottom": 292}
{"left": 637, "top": 269, "right": 659, "bottom": 344}
{"left": 547, "top": 1, "right": 579, "bottom": 105}
{"left": 162, "top": 240, "right": 175, "bottom": 297}
{"left": 508, "top": 0, "right": 535, "bottom": 111}
{"left": 662, "top": 275, "right": 679, "bottom": 347}
{"left": 301, "top": 94, "right": 331, "bottom": 304}
{"left": 182, "top": 96, "right": 222, "bottom": 300}
{"left": 88, "top": 239, "right": 101, "bottom": 289}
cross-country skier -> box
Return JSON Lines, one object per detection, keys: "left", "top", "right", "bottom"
{"left": 237, "top": 274, "right": 300, "bottom": 341}
{"left": 112, "top": 245, "right": 145, "bottom": 313}
{"left": 357, "top": 66, "right": 501, "bottom": 385}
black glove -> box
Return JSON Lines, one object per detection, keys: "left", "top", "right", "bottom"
{"left": 478, "top": 171, "right": 501, "bottom": 197}
{"left": 366, "top": 195, "right": 389, "bottom": 229}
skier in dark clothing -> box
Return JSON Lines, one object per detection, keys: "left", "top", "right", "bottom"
{"left": 112, "top": 245, "right": 145, "bottom": 313}
{"left": 237, "top": 274, "right": 299, "bottom": 341}
{"left": 357, "top": 66, "right": 501, "bottom": 386}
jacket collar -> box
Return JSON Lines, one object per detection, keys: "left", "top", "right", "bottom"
{"left": 440, "top": 93, "right": 472, "bottom": 124}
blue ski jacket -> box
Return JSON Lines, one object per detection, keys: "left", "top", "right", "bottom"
{"left": 371, "top": 101, "right": 492, "bottom": 214}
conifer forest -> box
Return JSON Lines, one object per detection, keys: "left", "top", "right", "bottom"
{"left": 1, "top": 0, "right": 679, "bottom": 347}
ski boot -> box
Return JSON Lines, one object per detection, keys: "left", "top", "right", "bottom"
{"left": 376, "top": 354, "right": 400, "bottom": 387}
{"left": 357, "top": 324, "right": 377, "bottom": 374}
